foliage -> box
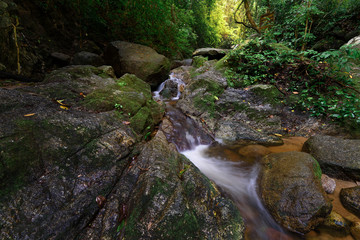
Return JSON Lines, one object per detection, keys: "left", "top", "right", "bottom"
{"left": 225, "top": 38, "right": 360, "bottom": 126}
{"left": 33, "top": 0, "right": 239, "bottom": 57}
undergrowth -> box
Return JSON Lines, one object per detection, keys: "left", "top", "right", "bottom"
{"left": 225, "top": 37, "right": 360, "bottom": 128}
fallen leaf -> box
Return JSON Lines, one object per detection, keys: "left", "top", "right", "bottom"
{"left": 292, "top": 92, "right": 299, "bottom": 95}
{"left": 214, "top": 96, "right": 219, "bottom": 101}
{"left": 56, "top": 99, "right": 65, "bottom": 105}
{"left": 123, "top": 121, "right": 131, "bottom": 125}
{"left": 274, "top": 133, "right": 282, "bottom": 137}
{"left": 60, "top": 105, "right": 69, "bottom": 110}
{"left": 24, "top": 113, "right": 36, "bottom": 117}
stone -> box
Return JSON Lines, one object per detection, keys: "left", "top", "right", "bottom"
{"left": 303, "top": 135, "right": 360, "bottom": 181}
{"left": 340, "top": 186, "right": 360, "bottom": 218}
{"left": 192, "top": 48, "right": 230, "bottom": 60}
{"left": 77, "top": 131, "right": 245, "bottom": 239}
{"left": 350, "top": 222, "right": 360, "bottom": 240}
{"left": 322, "top": 211, "right": 350, "bottom": 232}
{"left": 238, "top": 144, "right": 271, "bottom": 159}
{"left": 104, "top": 41, "right": 170, "bottom": 88}
{"left": 259, "top": 152, "right": 332, "bottom": 234}
{"left": 171, "top": 59, "right": 192, "bottom": 69}
{"left": 346, "top": 36, "right": 360, "bottom": 50}
{"left": 70, "top": 51, "right": 104, "bottom": 66}
{"left": 159, "top": 80, "right": 178, "bottom": 99}
{"left": 321, "top": 174, "right": 336, "bottom": 194}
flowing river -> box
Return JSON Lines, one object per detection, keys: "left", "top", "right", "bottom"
{"left": 153, "top": 72, "right": 301, "bottom": 240}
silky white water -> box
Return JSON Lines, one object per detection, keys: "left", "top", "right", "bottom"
{"left": 182, "top": 144, "right": 289, "bottom": 239}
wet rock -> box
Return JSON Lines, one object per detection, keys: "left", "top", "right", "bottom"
{"left": 71, "top": 51, "right": 105, "bottom": 66}
{"left": 77, "top": 131, "right": 245, "bottom": 239}
{"left": 238, "top": 144, "right": 272, "bottom": 159}
{"left": 214, "top": 119, "right": 282, "bottom": 145}
{"left": 322, "top": 211, "right": 350, "bottom": 232}
{"left": 350, "top": 222, "right": 360, "bottom": 240}
{"left": 171, "top": 59, "right": 192, "bottom": 69}
{"left": 159, "top": 79, "right": 178, "bottom": 99}
{"left": 104, "top": 41, "right": 170, "bottom": 88}
{"left": 259, "top": 152, "right": 332, "bottom": 234}
{"left": 193, "top": 48, "right": 230, "bottom": 60}
{"left": 303, "top": 135, "right": 360, "bottom": 181}
{"left": 321, "top": 174, "right": 336, "bottom": 194}
{"left": 340, "top": 186, "right": 360, "bottom": 218}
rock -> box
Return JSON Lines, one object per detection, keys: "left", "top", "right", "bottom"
{"left": 346, "top": 36, "right": 360, "bottom": 50}
{"left": 77, "top": 131, "right": 245, "bottom": 239}
{"left": 70, "top": 51, "right": 104, "bottom": 66}
{"left": 303, "top": 135, "right": 360, "bottom": 181}
{"left": 340, "top": 186, "right": 360, "bottom": 218}
{"left": 238, "top": 144, "right": 271, "bottom": 159}
{"left": 192, "top": 56, "right": 208, "bottom": 68}
{"left": 193, "top": 48, "right": 230, "bottom": 60}
{"left": 322, "top": 211, "right": 350, "bottom": 232}
{"left": 104, "top": 41, "right": 170, "bottom": 88}
{"left": 171, "top": 59, "right": 192, "bottom": 69}
{"left": 321, "top": 174, "right": 336, "bottom": 194}
{"left": 159, "top": 80, "right": 178, "bottom": 99}
{"left": 214, "top": 119, "right": 282, "bottom": 145}
{"left": 97, "top": 65, "right": 116, "bottom": 78}
{"left": 350, "top": 222, "right": 360, "bottom": 240}
{"left": 248, "top": 84, "right": 283, "bottom": 106}
{"left": 50, "top": 52, "right": 71, "bottom": 66}
{"left": 259, "top": 152, "right": 332, "bottom": 234}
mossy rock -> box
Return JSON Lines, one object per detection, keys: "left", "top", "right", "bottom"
{"left": 248, "top": 84, "right": 283, "bottom": 106}
{"left": 192, "top": 56, "right": 208, "bottom": 68}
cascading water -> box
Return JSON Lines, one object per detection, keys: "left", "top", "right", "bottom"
{"left": 155, "top": 70, "right": 297, "bottom": 240}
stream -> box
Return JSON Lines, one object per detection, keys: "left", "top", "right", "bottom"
{"left": 153, "top": 72, "right": 300, "bottom": 240}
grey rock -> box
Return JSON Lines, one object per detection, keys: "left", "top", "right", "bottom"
{"left": 193, "top": 48, "right": 230, "bottom": 60}
{"left": 51, "top": 52, "right": 71, "bottom": 65}
{"left": 259, "top": 152, "right": 332, "bottom": 233}
{"left": 77, "top": 131, "right": 245, "bottom": 239}
{"left": 104, "top": 41, "right": 170, "bottom": 88}
{"left": 340, "top": 186, "right": 360, "bottom": 218}
{"left": 321, "top": 174, "right": 336, "bottom": 194}
{"left": 303, "top": 135, "right": 360, "bottom": 181}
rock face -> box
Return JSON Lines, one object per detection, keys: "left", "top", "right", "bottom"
{"left": 303, "top": 135, "right": 360, "bottom": 181}
{"left": 104, "top": 41, "right": 170, "bottom": 88}
{"left": 259, "top": 152, "right": 332, "bottom": 234}
{"left": 340, "top": 186, "right": 360, "bottom": 218}
{"left": 0, "top": 65, "right": 244, "bottom": 239}
{"left": 78, "top": 131, "right": 245, "bottom": 239}
{"left": 70, "top": 51, "right": 105, "bottom": 66}
{"left": 193, "top": 48, "right": 230, "bottom": 60}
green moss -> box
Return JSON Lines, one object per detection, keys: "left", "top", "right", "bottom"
{"left": 0, "top": 119, "right": 40, "bottom": 198}
{"left": 214, "top": 55, "right": 229, "bottom": 72}
{"left": 192, "top": 56, "right": 208, "bottom": 68}
{"left": 194, "top": 93, "right": 219, "bottom": 117}
{"left": 130, "top": 107, "right": 151, "bottom": 133}
{"left": 313, "top": 159, "right": 322, "bottom": 180}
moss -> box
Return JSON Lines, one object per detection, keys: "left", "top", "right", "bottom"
{"left": 194, "top": 93, "right": 219, "bottom": 117}
{"left": 192, "top": 56, "right": 208, "bottom": 68}
{"left": 214, "top": 55, "right": 229, "bottom": 72}
{"left": 189, "top": 78, "right": 223, "bottom": 96}
{"left": 130, "top": 107, "right": 151, "bottom": 133}
{"left": 313, "top": 159, "right": 322, "bottom": 180}
{"left": 0, "top": 119, "right": 40, "bottom": 198}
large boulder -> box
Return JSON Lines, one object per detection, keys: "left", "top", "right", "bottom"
{"left": 340, "top": 186, "right": 360, "bottom": 218}
{"left": 259, "top": 152, "right": 332, "bottom": 234}
{"left": 193, "top": 48, "right": 230, "bottom": 60}
{"left": 302, "top": 135, "right": 360, "bottom": 181}
{"left": 78, "top": 131, "right": 245, "bottom": 239}
{"left": 104, "top": 41, "right": 170, "bottom": 88}
{"left": 346, "top": 35, "right": 360, "bottom": 50}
